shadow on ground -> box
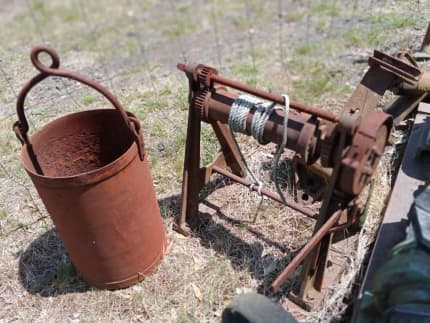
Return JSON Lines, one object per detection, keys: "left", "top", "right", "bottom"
{"left": 158, "top": 179, "right": 294, "bottom": 290}
{"left": 196, "top": 204, "right": 297, "bottom": 296}
{"left": 19, "top": 185, "right": 296, "bottom": 298}
{"left": 18, "top": 192, "right": 185, "bottom": 297}
{"left": 164, "top": 182, "right": 362, "bottom": 298}
{"left": 158, "top": 180, "right": 302, "bottom": 296}
{"left": 18, "top": 193, "right": 186, "bottom": 297}
{"left": 18, "top": 229, "right": 90, "bottom": 296}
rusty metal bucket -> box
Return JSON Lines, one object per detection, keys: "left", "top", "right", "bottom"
{"left": 13, "top": 46, "right": 166, "bottom": 289}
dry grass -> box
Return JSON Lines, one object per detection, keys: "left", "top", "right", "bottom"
{"left": 1, "top": 0, "right": 429, "bottom": 322}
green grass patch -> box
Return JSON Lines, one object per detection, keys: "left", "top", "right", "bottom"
{"left": 171, "top": 86, "right": 189, "bottom": 112}
{"left": 285, "top": 11, "right": 305, "bottom": 23}
{"left": 370, "top": 13, "right": 419, "bottom": 29}
{"left": 288, "top": 61, "right": 336, "bottom": 103}
{"left": 311, "top": 1, "right": 339, "bottom": 16}
{"left": 0, "top": 209, "right": 7, "bottom": 220}
{"left": 128, "top": 89, "right": 168, "bottom": 116}
{"left": 295, "top": 44, "right": 313, "bottom": 56}
{"left": 163, "top": 5, "right": 197, "bottom": 38}
{"left": 247, "top": 47, "right": 266, "bottom": 61}
{"left": 343, "top": 27, "right": 386, "bottom": 47}
{"left": 343, "top": 28, "right": 365, "bottom": 47}
{"left": 232, "top": 62, "right": 258, "bottom": 77}
{"left": 200, "top": 124, "right": 219, "bottom": 166}
{"left": 80, "top": 95, "right": 96, "bottom": 105}
{"left": 232, "top": 16, "right": 250, "bottom": 29}
{"left": 324, "top": 38, "right": 342, "bottom": 53}
{"left": 314, "top": 18, "right": 330, "bottom": 32}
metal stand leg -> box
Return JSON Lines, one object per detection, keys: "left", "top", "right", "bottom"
{"left": 176, "top": 107, "right": 202, "bottom": 234}
{"left": 211, "top": 121, "right": 246, "bottom": 177}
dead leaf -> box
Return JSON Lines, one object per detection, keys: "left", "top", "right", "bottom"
{"left": 223, "top": 295, "right": 232, "bottom": 306}
{"left": 175, "top": 232, "right": 188, "bottom": 240}
{"left": 165, "top": 240, "right": 174, "bottom": 254}
{"left": 119, "top": 293, "right": 132, "bottom": 299}
{"left": 192, "top": 283, "right": 203, "bottom": 301}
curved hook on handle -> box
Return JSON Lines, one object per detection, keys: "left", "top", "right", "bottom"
{"left": 14, "top": 45, "right": 145, "bottom": 169}
{"left": 31, "top": 45, "right": 60, "bottom": 72}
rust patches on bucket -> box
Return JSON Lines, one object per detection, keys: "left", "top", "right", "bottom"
{"left": 14, "top": 46, "right": 166, "bottom": 289}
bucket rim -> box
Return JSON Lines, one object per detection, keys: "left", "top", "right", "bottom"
{"left": 21, "top": 109, "right": 141, "bottom": 187}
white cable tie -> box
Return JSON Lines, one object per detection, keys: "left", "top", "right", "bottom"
{"left": 249, "top": 181, "right": 263, "bottom": 196}
{"left": 282, "top": 94, "right": 290, "bottom": 118}
{"left": 272, "top": 94, "right": 291, "bottom": 204}
{"left": 257, "top": 181, "right": 263, "bottom": 196}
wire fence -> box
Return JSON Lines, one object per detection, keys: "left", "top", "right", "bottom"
{"left": 1, "top": 0, "right": 428, "bottom": 209}
{"left": 1, "top": 0, "right": 428, "bottom": 119}
{"left": 1, "top": 1, "right": 428, "bottom": 190}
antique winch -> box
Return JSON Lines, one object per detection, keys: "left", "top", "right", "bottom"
{"left": 175, "top": 48, "right": 430, "bottom": 309}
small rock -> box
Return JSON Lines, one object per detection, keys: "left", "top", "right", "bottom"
{"left": 235, "top": 287, "right": 254, "bottom": 295}
{"left": 414, "top": 51, "right": 430, "bottom": 61}
{"left": 157, "top": 141, "right": 166, "bottom": 152}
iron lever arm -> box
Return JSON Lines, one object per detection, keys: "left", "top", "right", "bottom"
{"left": 271, "top": 209, "right": 342, "bottom": 292}
{"left": 177, "top": 63, "right": 340, "bottom": 123}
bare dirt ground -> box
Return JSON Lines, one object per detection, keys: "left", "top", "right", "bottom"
{"left": 1, "top": 1, "right": 429, "bottom": 322}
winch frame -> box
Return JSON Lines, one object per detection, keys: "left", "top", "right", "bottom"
{"left": 175, "top": 47, "right": 430, "bottom": 309}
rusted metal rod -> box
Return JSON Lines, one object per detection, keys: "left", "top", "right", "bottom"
{"left": 270, "top": 209, "right": 342, "bottom": 292}
{"left": 369, "top": 56, "right": 419, "bottom": 84}
{"left": 212, "top": 165, "right": 318, "bottom": 219}
{"left": 177, "top": 63, "right": 340, "bottom": 123}
{"left": 421, "top": 22, "right": 430, "bottom": 51}
{"left": 211, "top": 73, "right": 340, "bottom": 122}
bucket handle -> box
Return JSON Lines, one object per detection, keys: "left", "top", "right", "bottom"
{"left": 13, "top": 45, "right": 145, "bottom": 174}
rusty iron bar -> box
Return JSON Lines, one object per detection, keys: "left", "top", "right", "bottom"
{"left": 177, "top": 63, "right": 339, "bottom": 123}
{"left": 270, "top": 209, "right": 342, "bottom": 292}
{"left": 368, "top": 56, "right": 420, "bottom": 85}
{"left": 421, "top": 22, "right": 430, "bottom": 51}
{"left": 212, "top": 165, "right": 318, "bottom": 219}
{"left": 373, "top": 50, "right": 422, "bottom": 78}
